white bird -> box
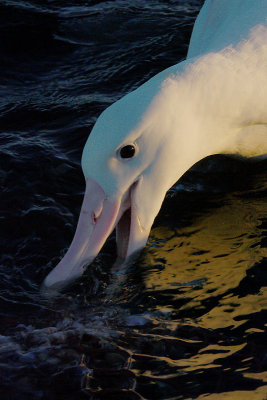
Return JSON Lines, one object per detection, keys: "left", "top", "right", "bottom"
{"left": 43, "top": 0, "right": 267, "bottom": 289}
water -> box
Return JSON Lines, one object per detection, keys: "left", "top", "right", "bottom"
{"left": 1, "top": 1, "right": 266, "bottom": 399}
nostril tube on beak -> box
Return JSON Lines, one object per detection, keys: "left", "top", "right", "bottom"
{"left": 91, "top": 201, "right": 104, "bottom": 225}
{"left": 92, "top": 212, "right": 97, "bottom": 225}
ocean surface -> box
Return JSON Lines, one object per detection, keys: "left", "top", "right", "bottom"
{"left": 0, "top": 0, "right": 266, "bottom": 399}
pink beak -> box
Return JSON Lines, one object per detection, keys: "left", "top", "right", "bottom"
{"left": 43, "top": 176, "right": 149, "bottom": 290}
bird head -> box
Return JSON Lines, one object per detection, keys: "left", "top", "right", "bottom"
{"left": 42, "top": 72, "right": 185, "bottom": 290}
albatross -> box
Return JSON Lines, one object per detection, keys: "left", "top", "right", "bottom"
{"left": 43, "top": 0, "right": 267, "bottom": 289}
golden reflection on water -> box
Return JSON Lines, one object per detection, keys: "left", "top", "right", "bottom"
{"left": 145, "top": 194, "right": 267, "bottom": 330}
{"left": 174, "top": 342, "right": 246, "bottom": 370}
{"left": 185, "top": 384, "right": 267, "bottom": 400}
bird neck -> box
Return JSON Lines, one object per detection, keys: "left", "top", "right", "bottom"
{"left": 181, "top": 24, "right": 267, "bottom": 161}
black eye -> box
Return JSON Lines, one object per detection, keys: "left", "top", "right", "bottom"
{"left": 119, "top": 144, "right": 136, "bottom": 159}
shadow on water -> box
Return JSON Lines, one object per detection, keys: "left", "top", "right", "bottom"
{"left": 0, "top": 152, "right": 266, "bottom": 400}
{"left": 45, "top": 156, "right": 266, "bottom": 400}
{"left": 0, "top": 0, "right": 266, "bottom": 399}
{"left": 0, "top": 154, "right": 266, "bottom": 400}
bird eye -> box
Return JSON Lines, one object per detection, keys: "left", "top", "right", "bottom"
{"left": 119, "top": 144, "right": 136, "bottom": 159}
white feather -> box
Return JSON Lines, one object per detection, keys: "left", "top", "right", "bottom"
{"left": 44, "top": 0, "right": 267, "bottom": 290}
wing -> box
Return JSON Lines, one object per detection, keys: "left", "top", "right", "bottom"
{"left": 187, "top": 0, "right": 267, "bottom": 59}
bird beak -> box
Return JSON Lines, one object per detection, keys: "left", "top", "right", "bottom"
{"left": 42, "top": 176, "right": 150, "bottom": 290}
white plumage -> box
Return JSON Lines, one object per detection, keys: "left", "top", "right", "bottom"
{"left": 44, "top": 0, "right": 267, "bottom": 290}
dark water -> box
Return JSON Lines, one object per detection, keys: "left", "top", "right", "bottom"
{"left": 1, "top": 0, "right": 266, "bottom": 399}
